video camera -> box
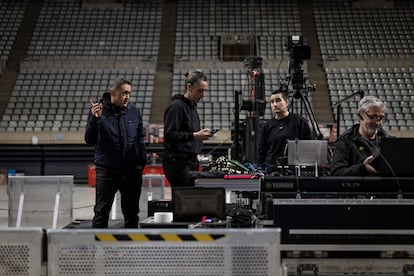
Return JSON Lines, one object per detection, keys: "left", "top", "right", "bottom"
{"left": 284, "top": 35, "right": 311, "bottom": 91}
{"left": 285, "top": 35, "right": 311, "bottom": 60}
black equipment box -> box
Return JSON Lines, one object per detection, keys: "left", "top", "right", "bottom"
{"left": 260, "top": 176, "right": 414, "bottom": 198}
{"left": 272, "top": 198, "right": 414, "bottom": 245}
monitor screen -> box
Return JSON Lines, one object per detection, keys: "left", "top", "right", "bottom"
{"left": 172, "top": 187, "right": 226, "bottom": 223}
{"left": 287, "top": 140, "right": 328, "bottom": 166}
{"left": 376, "top": 137, "right": 414, "bottom": 177}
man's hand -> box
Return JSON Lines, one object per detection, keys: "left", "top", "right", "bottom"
{"left": 193, "top": 128, "right": 213, "bottom": 140}
{"left": 364, "top": 155, "right": 378, "bottom": 174}
{"left": 89, "top": 99, "right": 103, "bottom": 118}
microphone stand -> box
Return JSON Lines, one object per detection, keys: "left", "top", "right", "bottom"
{"left": 334, "top": 90, "right": 364, "bottom": 137}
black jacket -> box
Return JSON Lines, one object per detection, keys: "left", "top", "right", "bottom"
{"left": 257, "top": 113, "right": 313, "bottom": 166}
{"left": 330, "top": 124, "right": 391, "bottom": 176}
{"left": 163, "top": 94, "right": 202, "bottom": 155}
{"left": 85, "top": 92, "right": 147, "bottom": 172}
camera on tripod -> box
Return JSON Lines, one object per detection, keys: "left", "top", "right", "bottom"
{"left": 282, "top": 35, "right": 322, "bottom": 139}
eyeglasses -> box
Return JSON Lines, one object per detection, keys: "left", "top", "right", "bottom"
{"left": 364, "top": 112, "right": 386, "bottom": 123}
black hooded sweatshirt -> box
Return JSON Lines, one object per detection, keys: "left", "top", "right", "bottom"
{"left": 163, "top": 94, "right": 202, "bottom": 155}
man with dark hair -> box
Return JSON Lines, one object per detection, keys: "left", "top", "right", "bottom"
{"left": 85, "top": 78, "right": 147, "bottom": 228}
{"left": 163, "top": 71, "right": 213, "bottom": 188}
{"left": 331, "top": 95, "right": 391, "bottom": 176}
{"left": 257, "top": 88, "right": 313, "bottom": 170}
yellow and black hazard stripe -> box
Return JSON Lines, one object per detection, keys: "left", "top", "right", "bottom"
{"left": 95, "top": 233, "right": 226, "bottom": 242}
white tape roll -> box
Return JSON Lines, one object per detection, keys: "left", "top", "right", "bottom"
{"left": 154, "top": 212, "right": 173, "bottom": 223}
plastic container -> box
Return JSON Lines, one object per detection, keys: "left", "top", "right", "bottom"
{"left": 88, "top": 164, "right": 96, "bottom": 187}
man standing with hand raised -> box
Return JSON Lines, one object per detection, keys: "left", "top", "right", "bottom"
{"left": 85, "top": 78, "right": 147, "bottom": 228}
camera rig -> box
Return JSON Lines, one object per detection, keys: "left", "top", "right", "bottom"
{"left": 231, "top": 56, "right": 266, "bottom": 162}
{"left": 286, "top": 35, "right": 311, "bottom": 60}
{"left": 241, "top": 56, "right": 266, "bottom": 116}
{"left": 284, "top": 35, "right": 323, "bottom": 139}
{"left": 285, "top": 35, "right": 311, "bottom": 91}
{"left": 231, "top": 36, "right": 323, "bottom": 163}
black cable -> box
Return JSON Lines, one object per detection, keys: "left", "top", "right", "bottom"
{"left": 205, "top": 134, "right": 234, "bottom": 157}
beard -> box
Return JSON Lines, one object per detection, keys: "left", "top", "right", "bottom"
{"left": 364, "top": 124, "right": 378, "bottom": 138}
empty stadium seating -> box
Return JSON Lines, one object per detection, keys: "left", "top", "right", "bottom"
{"left": 313, "top": 0, "right": 414, "bottom": 60}
{"left": 27, "top": 0, "right": 162, "bottom": 60}
{"left": 0, "top": 0, "right": 413, "bottom": 138}
{"left": 0, "top": 0, "right": 27, "bottom": 65}
{"left": 2, "top": 67, "right": 155, "bottom": 131}
{"left": 327, "top": 67, "right": 414, "bottom": 133}
{"left": 174, "top": 0, "right": 301, "bottom": 61}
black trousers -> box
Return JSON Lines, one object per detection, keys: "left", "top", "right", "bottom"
{"left": 92, "top": 167, "right": 143, "bottom": 228}
{"left": 162, "top": 152, "right": 199, "bottom": 188}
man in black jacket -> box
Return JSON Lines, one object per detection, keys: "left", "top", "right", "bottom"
{"left": 85, "top": 78, "right": 147, "bottom": 228}
{"left": 331, "top": 95, "right": 391, "bottom": 176}
{"left": 163, "top": 71, "right": 213, "bottom": 188}
{"left": 257, "top": 88, "right": 313, "bottom": 170}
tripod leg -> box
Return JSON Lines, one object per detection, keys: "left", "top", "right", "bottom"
{"left": 300, "top": 93, "right": 323, "bottom": 139}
